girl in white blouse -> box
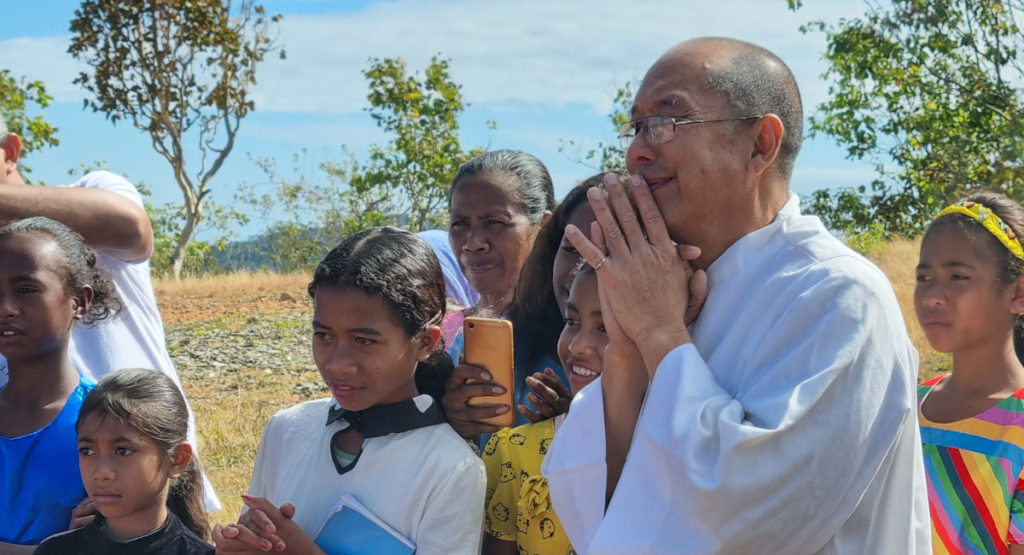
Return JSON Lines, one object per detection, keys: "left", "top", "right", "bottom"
{"left": 213, "top": 227, "right": 486, "bottom": 555}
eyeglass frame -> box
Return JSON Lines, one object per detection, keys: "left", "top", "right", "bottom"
{"left": 618, "top": 115, "right": 763, "bottom": 150}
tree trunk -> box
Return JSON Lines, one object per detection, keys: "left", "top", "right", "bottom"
{"left": 169, "top": 203, "right": 200, "bottom": 280}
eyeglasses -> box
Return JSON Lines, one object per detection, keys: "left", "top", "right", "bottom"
{"left": 618, "top": 115, "right": 762, "bottom": 149}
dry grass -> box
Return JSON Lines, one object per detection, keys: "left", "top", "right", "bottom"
{"left": 155, "top": 272, "right": 320, "bottom": 523}
{"left": 158, "top": 246, "right": 952, "bottom": 524}
{"left": 154, "top": 271, "right": 312, "bottom": 324}
{"left": 184, "top": 360, "right": 319, "bottom": 523}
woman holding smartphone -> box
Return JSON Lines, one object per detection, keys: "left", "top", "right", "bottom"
{"left": 442, "top": 150, "right": 560, "bottom": 439}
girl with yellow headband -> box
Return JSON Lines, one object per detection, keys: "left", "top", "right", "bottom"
{"left": 915, "top": 191, "right": 1024, "bottom": 554}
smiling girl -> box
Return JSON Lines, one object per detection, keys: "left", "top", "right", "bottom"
{"left": 214, "top": 227, "right": 486, "bottom": 555}
{"left": 915, "top": 192, "right": 1024, "bottom": 554}
{"left": 0, "top": 217, "right": 119, "bottom": 553}
{"left": 481, "top": 263, "right": 604, "bottom": 555}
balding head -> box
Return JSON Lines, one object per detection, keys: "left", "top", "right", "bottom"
{"left": 654, "top": 38, "right": 803, "bottom": 180}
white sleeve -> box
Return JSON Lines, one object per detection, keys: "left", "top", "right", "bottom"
{"left": 546, "top": 271, "right": 921, "bottom": 554}
{"left": 246, "top": 415, "right": 280, "bottom": 503}
{"left": 70, "top": 171, "right": 144, "bottom": 208}
{"left": 542, "top": 379, "right": 608, "bottom": 548}
{"left": 413, "top": 455, "right": 487, "bottom": 555}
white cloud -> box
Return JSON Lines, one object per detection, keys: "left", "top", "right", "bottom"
{"left": 253, "top": 0, "right": 867, "bottom": 115}
{"left": 0, "top": 36, "right": 85, "bottom": 102}
{"left": 0, "top": 1, "right": 868, "bottom": 119}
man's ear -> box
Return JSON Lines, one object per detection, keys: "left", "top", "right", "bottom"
{"left": 747, "top": 114, "right": 783, "bottom": 176}
{"left": 168, "top": 443, "right": 194, "bottom": 479}
{"left": 2, "top": 133, "right": 22, "bottom": 177}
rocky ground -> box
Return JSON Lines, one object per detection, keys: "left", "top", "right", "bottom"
{"left": 154, "top": 273, "right": 325, "bottom": 520}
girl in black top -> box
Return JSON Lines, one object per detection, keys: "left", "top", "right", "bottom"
{"left": 36, "top": 369, "right": 214, "bottom": 554}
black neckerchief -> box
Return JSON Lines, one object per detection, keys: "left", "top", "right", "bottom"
{"left": 325, "top": 394, "right": 447, "bottom": 475}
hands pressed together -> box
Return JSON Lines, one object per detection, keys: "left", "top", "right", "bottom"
{"left": 442, "top": 173, "right": 708, "bottom": 438}
{"left": 566, "top": 173, "right": 706, "bottom": 378}
{"left": 213, "top": 496, "right": 321, "bottom": 554}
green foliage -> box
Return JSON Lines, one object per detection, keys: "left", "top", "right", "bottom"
{"left": 235, "top": 151, "right": 389, "bottom": 272}
{"left": 68, "top": 0, "right": 282, "bottom": 278}
{"left": 799, "top": 0, "right": 1024, "bottom": 236}
{"left": 241, "top": 56, "right": 488, "bottom": 270}
{"left": 69, "top": 160, "right": 241, "bottom": 277}
{"left": 0, "top": 70, "right": 58, "bottom": 171}
{"left": 843, "top": 222, "right": 890, "bottom": 256}
{"left": 560, "top": 83, "right": 633, "bottom": 172}
{"left": 349, "top": 55, "right": 487, "bottom": 231}
{"left": 146, "top": 197, "right": 247, "bottom": 276}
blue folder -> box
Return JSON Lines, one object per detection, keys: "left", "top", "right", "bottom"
{"left": 314, "top": 496, "right": 415, "bottom": 555}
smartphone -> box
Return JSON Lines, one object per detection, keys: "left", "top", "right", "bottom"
{"left": 463, "top": 317, "right": 515, "bottom": 428}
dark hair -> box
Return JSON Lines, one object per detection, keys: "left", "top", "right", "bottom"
{"left": 308, "top": 227, "right": 452, "bottom": 401}
{"left": 450, "top": 150, "right": 556, "bottom": 224}
{"left": 506, "top": 171, "right": 619, "bottom": 374}
{"left": 926, "top": 191, "right": 1024, "bottom": 360}
{"left": 0, "top": 217, "right": 121, "bottom": 325}
{"left": 77, "top": 369, "right": 209, "bottom": 540}
{"left": 703, "top": 38, "right": 803, "bottom": 180}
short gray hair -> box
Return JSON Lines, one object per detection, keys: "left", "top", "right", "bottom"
{"left": 0, "top": 112, "right": 8, "bottom": 146}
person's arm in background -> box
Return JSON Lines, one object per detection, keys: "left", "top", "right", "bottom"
{"left": 0, "top": 180, "right": 152, "bottom": 262}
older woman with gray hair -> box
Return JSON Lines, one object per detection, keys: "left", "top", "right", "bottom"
{"left": 441, "top": 149, "right": 569, "bottom": 440}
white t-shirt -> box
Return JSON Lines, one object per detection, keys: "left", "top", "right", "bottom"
{"left": 0, "top": 171, "right": 220, "bottom": 511}
{"left": 249, "top": 397, "right": 487, "bottom": 555}
{"left": 543, "top": 194, "right": 931, "bottom": 554}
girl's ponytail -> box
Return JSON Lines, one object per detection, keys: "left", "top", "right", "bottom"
{"left": 415, "top": 351, "right": 455, "bottom": 406}
{"left": 167, "top": 459, "right": 209, "bottom": 541}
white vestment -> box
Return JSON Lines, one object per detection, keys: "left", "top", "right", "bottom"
{"left": 543, "top": 194, "right": 930, "bottom": 554}
{"left": 0, "top": 171, "right": 220, "bottom": 511}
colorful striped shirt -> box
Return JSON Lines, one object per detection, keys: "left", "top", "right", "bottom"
{"left": 919, "top": 376, "right": 1024, "bottom": 554}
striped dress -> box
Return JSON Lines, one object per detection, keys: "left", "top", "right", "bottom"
{"left": 919, "top": 376, "right": 1024, "bottom": 554}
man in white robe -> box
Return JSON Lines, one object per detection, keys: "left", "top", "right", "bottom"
{"left": 542, "top": 37, "right": 930, "bottom": 554}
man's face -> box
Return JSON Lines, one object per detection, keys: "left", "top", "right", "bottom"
{"left": 625, "top": 49, "right": 751, "bottom": 245}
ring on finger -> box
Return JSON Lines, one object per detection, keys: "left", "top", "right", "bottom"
{"left": 594, "top": 256, "right": 608, "bottom": 270}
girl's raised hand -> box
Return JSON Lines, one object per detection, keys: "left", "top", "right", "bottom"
{"left": 519, "top": 369, "right": 572, "bottom": 422}
{"left": 67, "top": 497, "right": 97, "bottom": 531}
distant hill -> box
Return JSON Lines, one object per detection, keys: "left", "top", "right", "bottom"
{"left": 213, "top": 225, "right": 330, "bottom": 272}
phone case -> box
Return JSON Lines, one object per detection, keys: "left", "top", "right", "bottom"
{"left": 463, "top": 317, "right": 515, "bottom": 428}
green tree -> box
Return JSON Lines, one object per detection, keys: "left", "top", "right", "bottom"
{"left": 346, "top": 55, "right": 488, "bottom": 231}
{"left": 237, "top": 151, "right": 389, "bottom": 272}
{"left": 68, "top": 0, "right": 282, "bottom": 279}
{"left": 560, "top": 83, "right": 634, "bottom": 172}
{"left": 0, "top": 70, "right": 58, "bottom": 169}
{"left": 241, "top": 55, "right": 488, "bottom": 271}
{"left": 795, "top": 0, "right": 1024, "bottom": 236}
{"left": 67, "top": 159, "right": 239, "bottom": 276}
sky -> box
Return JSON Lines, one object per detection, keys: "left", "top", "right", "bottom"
{"left": 0, "top": 0, "right": 876, "bottom": 240}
